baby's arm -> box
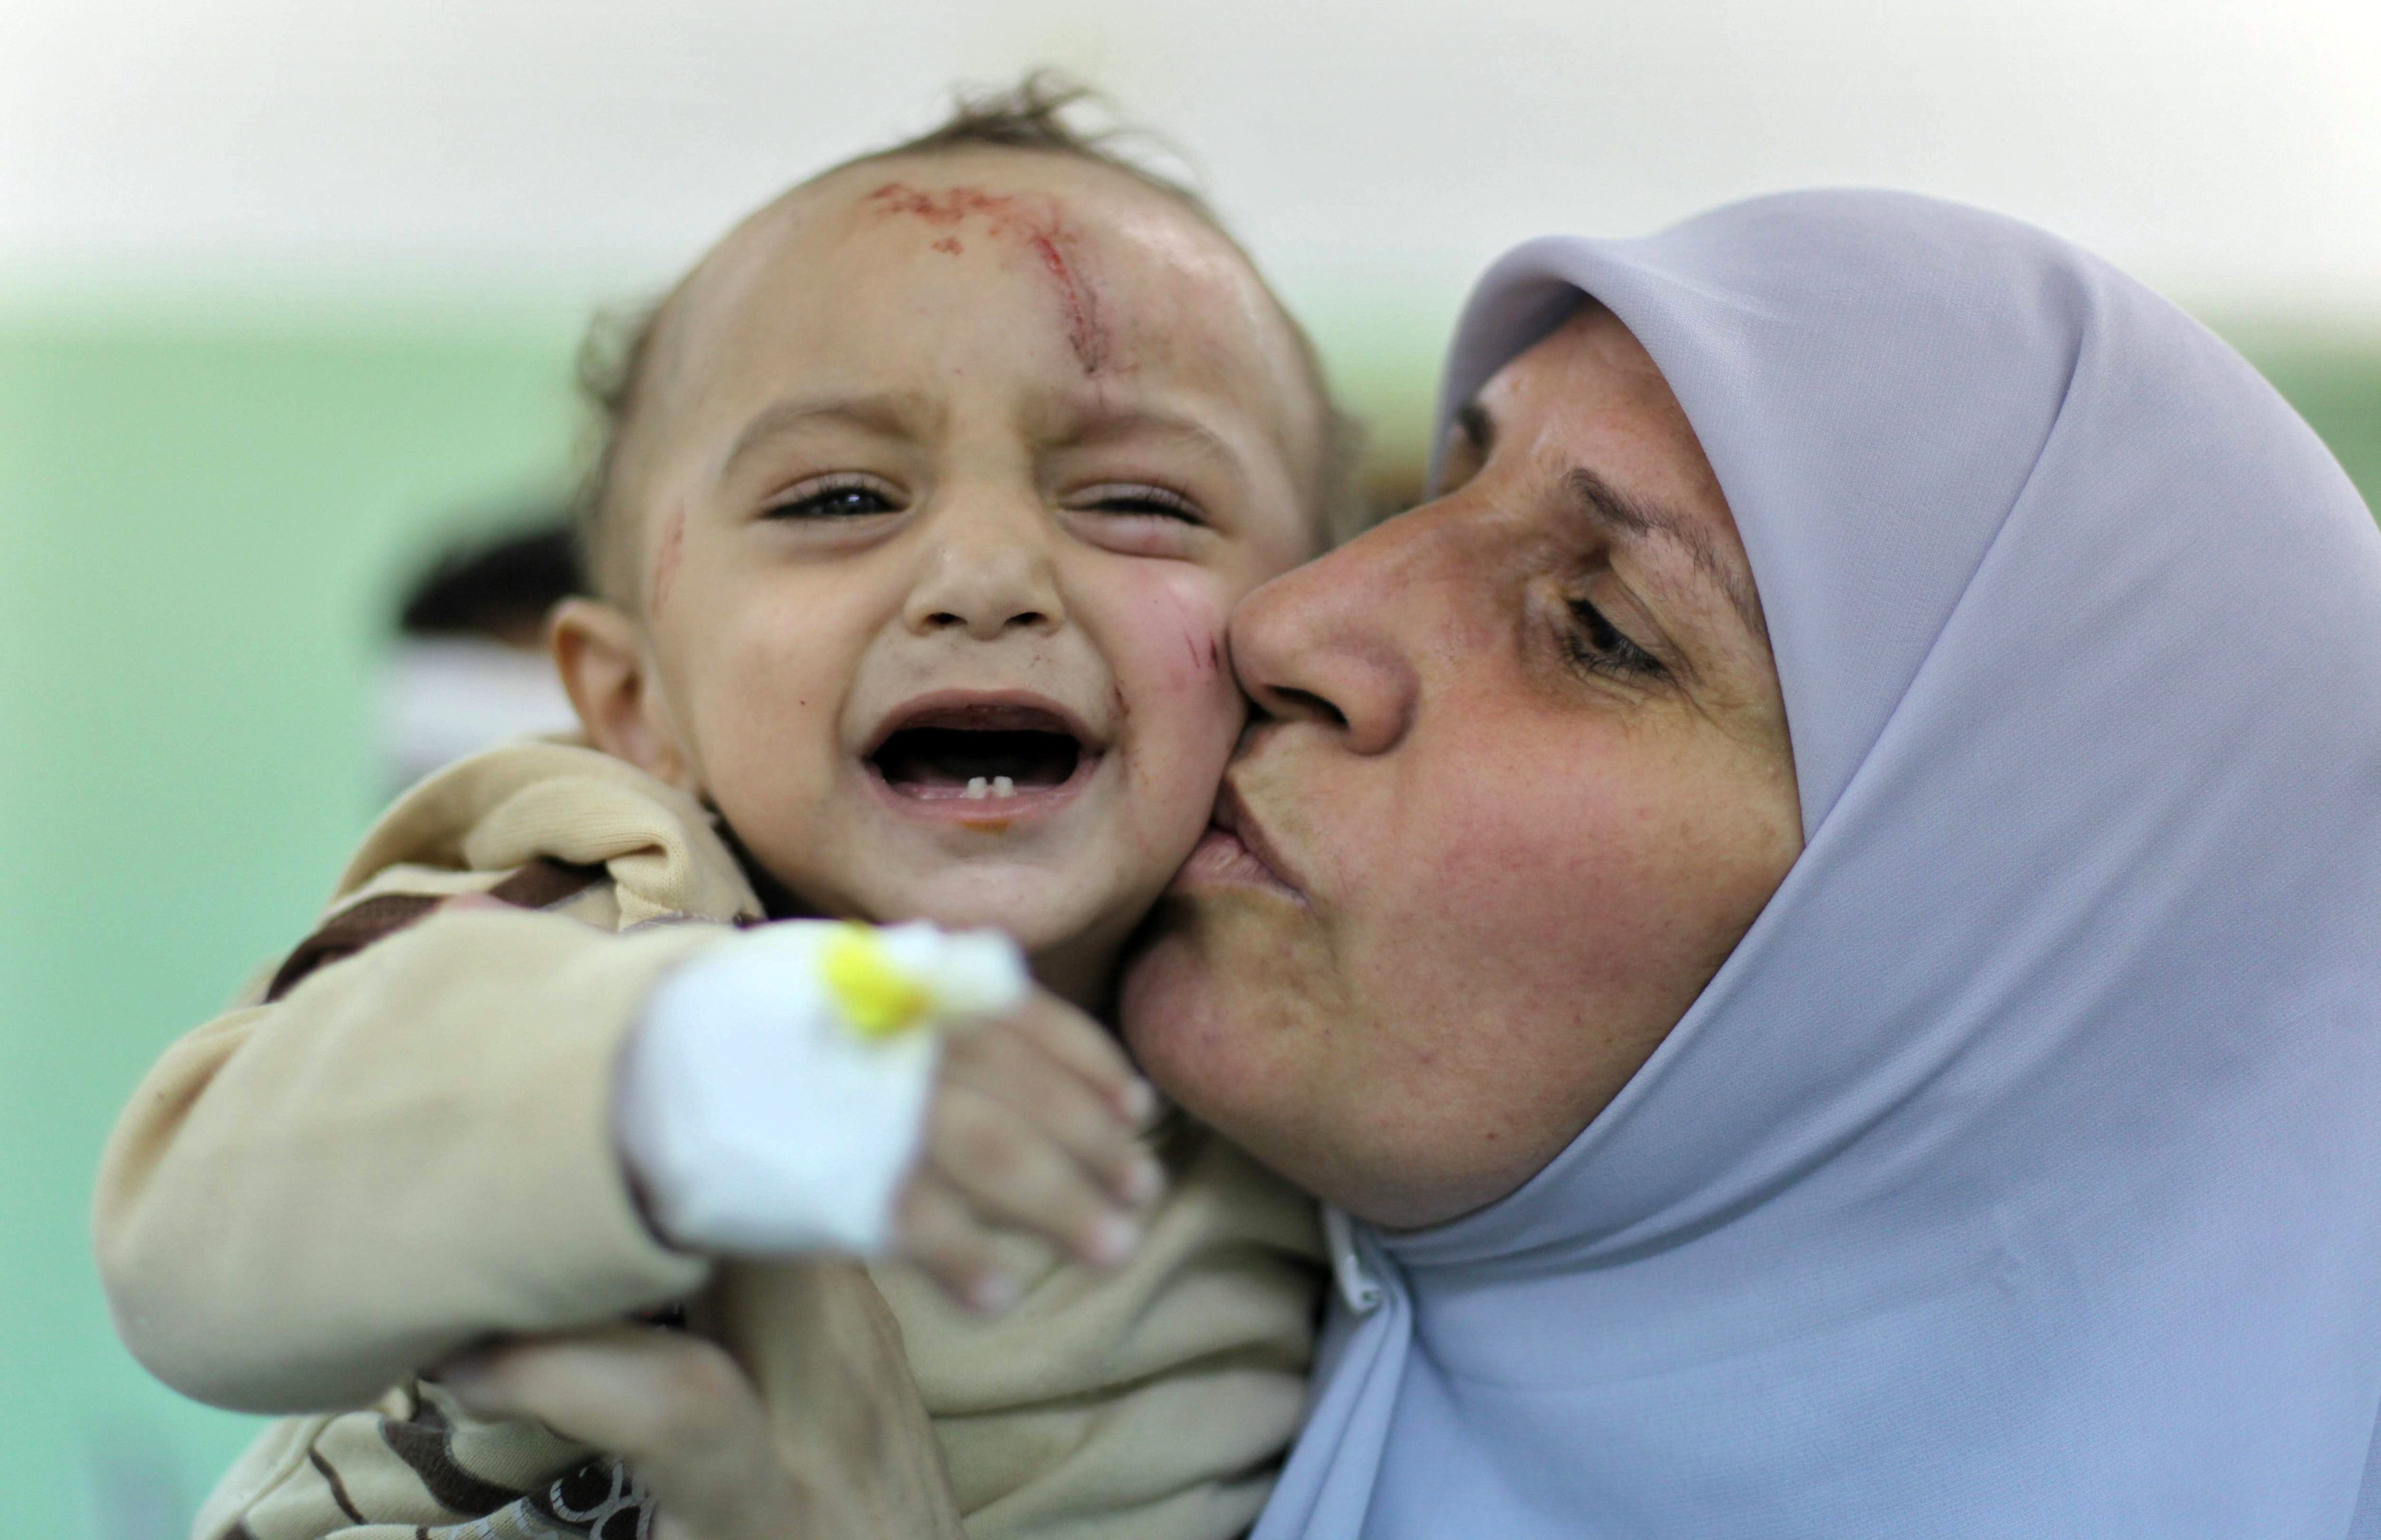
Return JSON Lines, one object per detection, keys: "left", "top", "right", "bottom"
{"left": 100, "top": 900, "right": 1159, "bottom": 1415}
{"left": 96, "top": 905, "right": 716, "bottom": 1412}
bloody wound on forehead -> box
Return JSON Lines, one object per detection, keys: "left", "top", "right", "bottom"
{"left": 866, "top": 182, "right": 1112, "bottom": 376}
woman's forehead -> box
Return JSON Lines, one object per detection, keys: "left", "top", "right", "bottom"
{"left": 1448, "top": 316, "right": 1767, "bottom": 667}
{"left": 1492, "top": 305, "right": 1694, "bottom": 441}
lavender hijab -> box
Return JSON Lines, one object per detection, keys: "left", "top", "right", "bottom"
{"left": 1252, "top": 192, "right": 2381, "bottom": 1537}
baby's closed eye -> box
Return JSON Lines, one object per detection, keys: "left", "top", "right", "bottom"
{"left": 763, "top": 473, "right": 904, "bottom": 521}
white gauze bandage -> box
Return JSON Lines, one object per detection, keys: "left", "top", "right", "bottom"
{"left": 616, "top": 919, "right": 1029, "bottom": 1256}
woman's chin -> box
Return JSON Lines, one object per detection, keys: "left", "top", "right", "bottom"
{"left": 1117, "top": 923, "right": 1202, "bottom": 1050}
{"left": 1121, "top": 897, "right": 1333, "bottom": 1152}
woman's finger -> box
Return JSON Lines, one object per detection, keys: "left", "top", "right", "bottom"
{"left": 437, "top": 1326, "right": 795, "bottom": 1539}
{"left": 439, "top": 1324, "right": 757, "bottom": 1459}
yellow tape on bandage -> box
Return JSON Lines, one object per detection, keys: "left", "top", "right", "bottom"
{"left": 820, "top": 923, "right": 936, "bottom": 1040}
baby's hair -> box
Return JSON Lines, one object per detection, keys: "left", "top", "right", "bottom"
{"left": 571, "top": 71, "right": 1366, "bottom": 605}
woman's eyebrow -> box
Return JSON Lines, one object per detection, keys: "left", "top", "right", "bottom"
{"left": 1563, "top": 466, "right": 1765, "bottom": 639}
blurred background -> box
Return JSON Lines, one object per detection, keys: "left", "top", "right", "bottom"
{"left": 5, "top": 1, "right": 2379, "bottom": 1533}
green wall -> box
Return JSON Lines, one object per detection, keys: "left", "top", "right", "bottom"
{"left": 0, "top": 310, "right": 584, "bottom": 1538}
{"left": 2, "top": 301, "right": 2376, "bottom": 1538}
{"left": 2248, "top": 341, "right": 2381, "bottom": 510}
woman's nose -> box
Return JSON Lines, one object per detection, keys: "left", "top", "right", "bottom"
{"left": 1229, "top": 516, "right": 1426, "bottom": 756}
{"left": 903, "top": 494, "right": 1066, "bottom": 640}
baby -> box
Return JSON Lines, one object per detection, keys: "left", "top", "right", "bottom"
{"left": 96, "top": 80, "right": 1349, "bottom": 1540}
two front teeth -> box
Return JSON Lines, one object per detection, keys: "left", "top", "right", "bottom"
{"left": 965, "top": 776, "right": 1019, "bottom": 800}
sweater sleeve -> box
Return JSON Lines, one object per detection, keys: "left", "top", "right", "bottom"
{"left": 93, "top": 907, "right": 719, "bottom": 1413}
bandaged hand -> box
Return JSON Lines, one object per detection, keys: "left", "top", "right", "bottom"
{"left": 616, "top": 920, "right": 1164, "bottom": 1310}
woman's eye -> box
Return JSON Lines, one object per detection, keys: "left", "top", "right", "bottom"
{"left": 764, "top": 480, "right": 899, "bottom": 520}
{"left": 1565, "top": 597, "right": 1669, "bottom": 680}
{"left": 1081, "top": 484, "right": 1205, "bottom": 524}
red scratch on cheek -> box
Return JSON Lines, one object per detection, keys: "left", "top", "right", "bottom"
{"left": 1027, "top": 230, "right": 1108, "bottom": 375}
{"left": 931, "top": 237, "right": 963, "bottom": 255}
{"left": 649, "top": 505, "right": 686, "bottom": 616}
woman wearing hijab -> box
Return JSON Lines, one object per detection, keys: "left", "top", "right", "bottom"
{"left": 443, "top": 190, "right": 2381, "bottom": 1535}
{"left": 1141, "top": 188, "right": 2381, "bottom": 1535}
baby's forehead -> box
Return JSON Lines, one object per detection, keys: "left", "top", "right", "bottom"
{"left": 667, "top": 151, "right": 1303, "bottom": 400}
{"left": 796, "top": 149, "right": 1229, "bottom": 263}
{"left": 609, "top": 147, "right": 1333, "bottom": 563}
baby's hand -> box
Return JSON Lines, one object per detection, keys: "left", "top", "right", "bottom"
{"left": 896, "top": 991, "right": 1165, "bottom": 1312}
{"left": 618, "top": 919, "right": 1164, "bottom": 1309}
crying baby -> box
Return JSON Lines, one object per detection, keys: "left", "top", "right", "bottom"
{"left": 99, "top": 80, "right": 1352, "bottom": 1540}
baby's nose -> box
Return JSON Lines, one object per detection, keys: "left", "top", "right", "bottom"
{"left": 903, "top": 508, "right": 1067, "bottom": 639}
{"left": 918, "top": 595, "right": 1056, "bottom": 639}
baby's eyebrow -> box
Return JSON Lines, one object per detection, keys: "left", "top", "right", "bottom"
{"left": 720, "top": 392, "right": 933, "bottom": 481}
{"left": 1054, "top": 408, "right": 1247, "bottom": 484}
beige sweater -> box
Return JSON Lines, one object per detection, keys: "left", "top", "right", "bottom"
{"left": 95, "top": 741, "right": 1323, "bottom": 1540}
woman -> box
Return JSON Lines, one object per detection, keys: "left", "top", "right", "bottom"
{"left": 465, "top": 190, "right": 2381, "bottom": 1533}
{"left": 1150, "top": 188, "right": 2381, "bottom": 1535}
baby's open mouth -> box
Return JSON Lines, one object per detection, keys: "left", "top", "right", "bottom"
{"left": 867, "top": 702, "right": 1095, "bottom": 803}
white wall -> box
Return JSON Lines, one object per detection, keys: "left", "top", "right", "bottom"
{"left": 8, "top": 0, "right": 2380, "bottom": 428}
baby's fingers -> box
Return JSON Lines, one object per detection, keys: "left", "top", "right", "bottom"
{"left": 924, "top": 1082, "right": 1144, "bottom": 1272}
{"left": 943, "top": 1024, "right": 1163, "bottom": 1208}
{"left": 988, "top": 992, "right": 1157, "bottom": 1126}
{"left": 893, "top": 1174, "right": 1022, "bottom": 1313}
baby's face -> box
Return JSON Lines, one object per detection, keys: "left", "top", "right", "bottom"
{"left": 576, "top": 151, "right": 1322, "bottom": 1000}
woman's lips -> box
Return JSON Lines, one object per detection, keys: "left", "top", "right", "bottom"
{"left": 1176, "top": 789, "right": 1305, "bottom": 902}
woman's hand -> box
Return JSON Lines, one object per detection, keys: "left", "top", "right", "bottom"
{"left": 442, "top": 1324, "right": 796, "bottom": 1540}
{"left": 439, "top": 1262, "right": 965, "bottom": 1540}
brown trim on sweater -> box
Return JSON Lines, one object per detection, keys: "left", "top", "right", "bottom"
{"left": 264, "top": 894, "right": 444, "bottom": 1003}
{"left": 379, "top": 1398, "right": 532, "bottom": 1517}
{"left": 486, "top": 858, "right": 607, "bottom": 912}
{"left": 263, "top": 859, "right": 608, "bottom": 1003}
{"left": 307, "top": 1447, "right": 369, "bottom": 1527}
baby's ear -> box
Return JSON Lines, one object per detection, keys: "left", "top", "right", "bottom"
{"left": 550, "top": 598, "right": 696, "bottom": 791}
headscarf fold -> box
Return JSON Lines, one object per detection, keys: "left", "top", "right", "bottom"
{"left": 1256, "top": 190, "right": 2381, "bottom": 1538}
